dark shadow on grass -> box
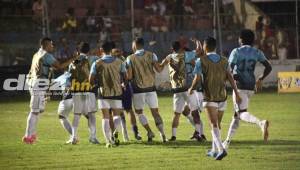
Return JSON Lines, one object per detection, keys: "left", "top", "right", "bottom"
{"left": 117, "top": 139, "right": 300, "bottom": 148}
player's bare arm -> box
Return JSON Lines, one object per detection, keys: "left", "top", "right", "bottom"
{"left": 256, "top": 60, "right": 272, "bottom": 92}
{"left": 188, "top": 74, "right": 201, "bottom": 95}
{"left": 52, "top": 52, "right": 79, "bottom": 70}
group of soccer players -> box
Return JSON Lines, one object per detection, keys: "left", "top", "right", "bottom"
{"left": 22, "top": 29, "right": 272, "bottom": 160}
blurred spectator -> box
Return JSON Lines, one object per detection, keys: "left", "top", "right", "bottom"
{"left": 58, "top": 8, "right": 77, "bottom": 33}
{"left": 262, "top": 18, "right": 278, "bottom": 59}
{"left": 277, "top": 30, "right": 288, "bottom": 60}
{"left": 173, "top": 0, "right": 184, "bottom": 30}
{"left": 85, "top": 8, "right": 96, "bottom": 33}
{"left": 183, "top": 0, "right": 194, "bottom": 14}
{"left": 32, "top": 0, "right": 44, "bottom": 30}
{"left": 132, "top": 20, "right": 143, "bottom": 38}
{"left": 99, "top": 28, "right": 109, "bottom": 46}
{"left": 145, "top": 0, "right": 166, "bottom": 16}
{"left": 148, "top": 15, "right": 168, "bottom": 32}
{"left": 255, "top": 16, "right": 264, "bottom": 48}
{"left": 55, "top": 37, "right": 74, "bottom": 62}
{"left": 102, "top": 10, "right": 112, "bottom": 31}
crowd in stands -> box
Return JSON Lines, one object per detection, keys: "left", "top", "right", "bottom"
{"left": 0, "top": 0, "right": 298, "bottom": 66}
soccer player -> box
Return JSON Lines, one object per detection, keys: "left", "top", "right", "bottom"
{"left": 56, "top": 46, "right": 101, "bottom": 144}
{"left": 89, "top": 41, "right": 127, "bottom": 148}
{"left": 189, "top": 37, "right": 242, "bottom": 160}
{"left": 68, "top": 42, "right": 98, "bottom": 144}
{"left": 126, "top": 37, "right": 166, "bottom": 142}
{"left": 160, "top": 41, "right": 204, "bottom": 142}
{"left": 56, "top": 72, "right": 74, "bottom": 142}
{"left": 112, "top": 48, "right": 142, "bottom": 141}
{"left": 23, "top": 37, "right": 78, "bottom": 144}
{"left": 223, "top": 29, "right": 272, "bottom": 149}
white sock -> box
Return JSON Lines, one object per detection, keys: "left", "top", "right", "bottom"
{"left": 186, "top": 114, "right": 195, "bottom": 126}
{"left": 138, "top": 114, "right": 148, "bottom": 126}
{"left": 195, "top": 124, "right": 201, "bottom": 134}
{"left": 88, "top": 113, "right": 97, "bottom": 139}
{"left": 25, "top": 112, "right": 38, "bottom": 137}
{"left": 172, "top": 128, "right": 177, "bottom": 137}
{"left": 212, "top": 128, "right": 224, "bottom": 152}
{"left": 240, "top": 112, "right": 260, "bottom": 125}
{"left": 60, "top": 118, "right": 72, "bottom": 135}
{"left": 113, "top": 116, "right": 121, "bottom": 133}
{"left": 72, "top": 114, "right": 81, "bottom": 139}
{"left": 225, "top": 118, "right": 239, "bottom": 141}
{"left": 102, "top": 119, "right": 111, "bottom": 143}
{"left": 211, "top": 130, "right": 217, "bottom": 152}
{"left": 120, "top": 115, "right": 129, "bottom": 141}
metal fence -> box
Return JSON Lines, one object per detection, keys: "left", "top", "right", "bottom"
{"left": 0, "top": 11, "right": 299, "bottom": 66}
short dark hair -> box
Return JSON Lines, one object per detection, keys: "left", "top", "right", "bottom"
{"left": 78, "top": 42, "right": 90, "bottom": 54}
{"left": 40, "top": 37, "right": 52, "bottom": 47}
{"left": 204, "top": 36, "right": 216, "bottom": 51}
{"left": 102, "top": 41, "right": 113, "bottom": 53}
{"left": 240, "top": 29, "right": 255, "bottom": 45}
{"left": 172, "top": 41, "right": 181, "bottom": 52}
{"left": 110, "top": 41, "right": 116, "bottom": 49}
{"left": 134, "top": 37, "right": 144, "bottom": 46}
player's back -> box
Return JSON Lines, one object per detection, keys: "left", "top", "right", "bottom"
{"left": 229, "top": 45, "right": 266, "bottom": 90}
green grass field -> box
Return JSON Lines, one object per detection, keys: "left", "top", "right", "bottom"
{"left": 0, "top": 92, "right": 300, "bottom": 170}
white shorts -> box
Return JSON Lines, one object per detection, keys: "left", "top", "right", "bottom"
{"left": 233, "top": 89, "right": 254, "bottom": 112}
{"left": 58, "top": 98, "right": 73, "bottom": 117}
{"left": 203, "top": 101, "right": 227, "bottom": 111}
{"left": 173, "top": 91, "right": 198, "bottom": 113}
{"left": 196, "top": 91, "right": 204, "bottom": 111}
{"left": 98, "top": 99, "right": 123, "bottom": 109}
{"left": 29, "top": 90, "right": 46, "bottom": 113}
{"left": 133, "top": 91, "right": 158, "bottom": 110}
{"left": 88, "top": 93, "right": 97, "bottom": 113}
{"left": 72, "top": 92, "right": 90, "bottom": 114}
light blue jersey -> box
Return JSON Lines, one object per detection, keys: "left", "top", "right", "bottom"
{"left": 228, "top": 45, "right": 267, "bottom": 90}
{"left": 184, "top": 51, "right": 196, "bottom": 87}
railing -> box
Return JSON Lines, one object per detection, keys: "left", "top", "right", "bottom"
{"left": 0, "top": 12, "right": 298, "bottom": 67}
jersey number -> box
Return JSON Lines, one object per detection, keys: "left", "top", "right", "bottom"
{"left": 239, "top": 59, "right": 256, "bottom": 72}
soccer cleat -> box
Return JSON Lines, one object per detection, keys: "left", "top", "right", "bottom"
{"left": 113, "top": 131, "right": 120, "bottom": 146}
{"left": 134, "top": 133, "right": 142, "bottom": 141}
{"left": 147, "top": 131, "right": 155, "bottom": 142}
{"left": 222, "top": 140, "right": 231, "bottom": 150}
{"left": 105, "top": 143, "right": 113, "bottom": 148}
{"left": 22, "top": 136, "right": 33, "bottom": 144}
{"left": 206, "top": 150, "right": 218, "bottom": 158}
{"left": 161, "top": 134, "right": 167, "bottom": 143}
{"left": 168, "top": 136, "right": 176, "bottom": 141}
{"left": 261, "top": 120, "right": 269, "bottom": 142}
{"left": 31, "top": 134, "right": 37, "bottom": 142}
{"left": 190, "top": 131, "right": 203, "bottom": 142}
{"left": 201, "top": 134, "right": 207, "bottom": 141}
{"left": 67, "top": 138, "right": 79, "bottom": 145}
{"left": 89, "top": 138, "right": 100, "bottom": 144}
{"left": 215, "top": 150, "right": 227, "bottom": 160}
